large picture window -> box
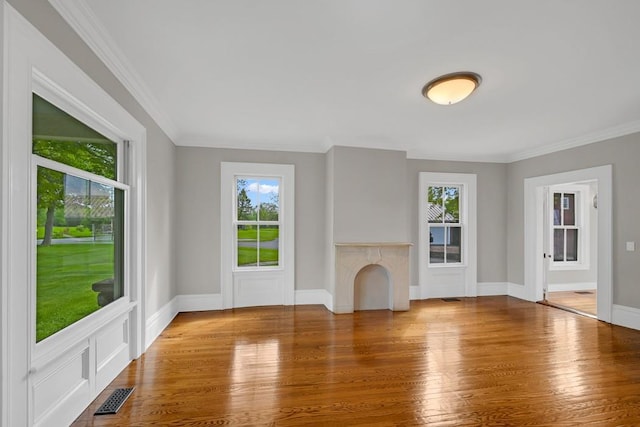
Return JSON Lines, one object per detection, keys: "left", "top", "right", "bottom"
{"left": 33, "top": 93, "right": 127, "bottom": 342}
{"left": 427, "top": 186, "right": 462, "bottom": 264}
{"left": 234, "top": 177, "right": 281, "bottom": 268}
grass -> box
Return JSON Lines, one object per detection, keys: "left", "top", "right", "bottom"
{"left": 237, "top": 227, "right": 279, "bottom": 241}
{"left": 36, "top": 243, "right": 114, "bottom": 342}
{"left": 237, "top": 247, "right": 279, "bottom": 266}
{"left": 237, "top": 227, "right": 279, "bottom": 266}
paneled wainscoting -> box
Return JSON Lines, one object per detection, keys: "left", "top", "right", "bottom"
{"left": 72, "top": 296, "right": 640, "bottom": 426}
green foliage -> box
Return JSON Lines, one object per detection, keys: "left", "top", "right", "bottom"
{"left": 36, "top": 243, "right": 114, "bottom": 341}
{"left": 428, "top": 186, "right": 460, "bottom": 222}
{"left": 37, "top": 226, "right": 94, "bottom": 239}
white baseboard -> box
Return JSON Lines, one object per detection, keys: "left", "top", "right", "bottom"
{"left": 477, "top": 282, "right": 509, "bottom": 296}
{"left": 177, "top": 293, "right": 223, "bottom": 312}
{"left": 612, "top": 304, "right": 640, "bottom": 331}
{"left": 295, "top": 289, "right": 331, "bottom": 306}
{"left": 145, "top": 298, "right": 178, "bottom": 350}
{"left": 410, "top": 285, "right": 421, "bottom": 300}
{"left": 547, "top": 282, "right": 597, "bottom": 292}
{"left": 508, "top": 282, "right": 531, "bottom": 301}
{"left": 409, "top": 283, "right": 509, "bottom": 299}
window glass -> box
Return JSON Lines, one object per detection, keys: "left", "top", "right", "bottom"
{"left": 553, "top": 229, "right": 565, "bottom": 262}
{"left": 32, "top": 94, "right": 117, "bottom": 180}
{"left": 552, "top": 191, "right": 579, "bottom": 263}
{"left": 443, "top": 187, "right": 460, "bottom": 223}
{"left": 33, "top": 93, "right": 125, "bottom": 343}
{"left": 428, "top": 185, "right": 462, "bottom": 265}
{"left": 566, "top": 229, "right": 578, "bottom": 261}
{"left": 563, "top": 193, "right": 575, "bottom": 226}
{"left": 429, "top": 226, "right": 445, "bottom": 263}
{"left": 235, "top": 177, "right": 281, "bottom": 268}
{"left": 36, "top": 166, "right": 124, "bottom": 342}
{"left": 447, "top": 227, "right": 462, "bottom": 262}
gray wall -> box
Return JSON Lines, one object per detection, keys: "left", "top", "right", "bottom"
{"left": 507, "top": 132, "right": 640, "bottom": 307}
{"left": 175, "top": 147, "right": 326, "bottom": 294}
{"left": 407, "top": 159, "right": 509, "bottom": 285}
{"left": 330, "top": 147, "right": 409, "bottom": 243}
{"left": 8, "top": 0, "right": 178, "bottom": 317}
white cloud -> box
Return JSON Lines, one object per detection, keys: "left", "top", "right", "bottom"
{"left": 248, "top": 182, "right": 279, "bottom": 194}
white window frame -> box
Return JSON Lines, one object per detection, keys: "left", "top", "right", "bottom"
{"left": 548, "top": 184, "right": 590, "bottom": 271}
{"left": 220, "top": 162, "right": 295, "bottom": 309}
{"left": 419, "top": 172, "right": 477, "bottom": 299}
{"left": 2, "top": 6, "right": 147, "bottom": 425}
{"left": 233, "top": 176, "right": 283, "bottom": 271}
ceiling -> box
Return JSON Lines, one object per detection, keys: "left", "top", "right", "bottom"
{"left": 52, "top": 0, "right": 640, "bottom": 162}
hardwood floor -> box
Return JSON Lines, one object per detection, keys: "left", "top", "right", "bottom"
{"left": 72, "top": 297, "right": 640, "bottom": 426}
{"left": 546, "top": 290, "right": 597, "bottom": 316}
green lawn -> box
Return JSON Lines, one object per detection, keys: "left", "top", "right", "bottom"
{"left": 237, "top": 227, "right": 279, "bottom": 241}
{"left": 237, "top": 247, "right": 279, "bottom": 266}
{"left": 36, "top": 243, "right": 114, "bottom": 342}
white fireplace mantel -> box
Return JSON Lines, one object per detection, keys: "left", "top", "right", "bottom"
{"left": 333, "top": 243, "right": 412, "bottom": 314}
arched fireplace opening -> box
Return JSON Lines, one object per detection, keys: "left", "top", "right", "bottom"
{"left": 354, "top": 264, "right": 391, "bottom": 310}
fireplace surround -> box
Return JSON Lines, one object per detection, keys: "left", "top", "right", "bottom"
{"left": 333, "top": 243, "right": 411, "bottom": 314}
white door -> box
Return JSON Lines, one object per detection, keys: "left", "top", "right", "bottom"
{"left": 220, "top": 163, "right": 295, "bottom": 308}
{"left": 419, "top": 173, "right": 477, "bottom": 298}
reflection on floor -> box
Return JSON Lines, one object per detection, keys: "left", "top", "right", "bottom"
{"left": 546, "top": 290, "right": 597, "bottom": 316}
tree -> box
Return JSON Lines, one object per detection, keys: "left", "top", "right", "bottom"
{"left": 236, "top": 179, "right": 256, "bottom": 221}
{"left": 33, "top": 139, "right": 116, "bottom": 246}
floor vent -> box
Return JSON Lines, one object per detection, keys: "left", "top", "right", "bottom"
{"left": 575, "top": 291, "right": 594, "bottom": 295}
{"left": 94, "top": 387, "right": 135, "bottom": 416}
{"left": 441, "top": 298, "right": 461, "bottom": 302}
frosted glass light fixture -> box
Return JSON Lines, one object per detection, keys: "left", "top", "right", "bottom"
{"left": 422, "top": 72, "right": 481, "bottom": 105}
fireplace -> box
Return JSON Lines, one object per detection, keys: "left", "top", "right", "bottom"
{"left": 333, "top": 243, "right": 411, "bottom": 314}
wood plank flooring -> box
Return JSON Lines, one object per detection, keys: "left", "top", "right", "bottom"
{"left": 547, "top": 290, "right": 597, "bottom": 316}
{"left": 72, "top": 297, "right": 640, "bottom": 426}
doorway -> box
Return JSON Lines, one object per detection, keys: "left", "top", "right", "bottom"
{"left": 523, "top": 165, "right": 612, "bottom": 322}
{"left": 542, "top": 182, "right": 598, "bottom": 318}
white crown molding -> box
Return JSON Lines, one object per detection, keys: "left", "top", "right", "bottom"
{"left": 407, "top": 149, "right": 510, "bottom": 163}
{"left": 508, "top": 119, "right": 640, "bottom": 163}
{"left": 48, "top": 0, "right": 180, "bottom": 142}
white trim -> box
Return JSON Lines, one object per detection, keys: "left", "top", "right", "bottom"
{"left": 47, "top": 0, "right": 179, "bottom": 142}
{"left": 294, "top": 289, "right": 330, "bottom": 306}
{"left": 145, "top": 299, "right": 178, "bottom": 350}
{"left": 419, "top": 172, "right": 477, "bottom": 299}
{"left": 477, "top": 282, "right": 509, "bottom": 296}
{"left": 547, "top": 184, "right": 591, "bottom": 270}
{"left": 176, "top": 294, "right": 223, "bottom": 312}
{"left": 524, "top": 165, "right": 612, "bottom": 322}
{"left": 409, "top": 285, "right": 421, "bottom": 300}
{"left": 2, "top": 5, "right": 147, "bottom": 425}
{"left": 612, "top": 305, "right": 640, "bottom": 331}
{"left": 220, "top": 162, "right": 295, "bottom": 309}
{"left": 547, "top": 282, "right": 597, "bottom": 292}
{"left": 508, "top": 120, "right": 640, "bottom": 163}
{"left": 508, "top": 282, "right": 529, "bottom": 301}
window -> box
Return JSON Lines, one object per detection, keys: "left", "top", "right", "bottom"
{"left": 33, "top": 93, "right": 127, "bottom": 342}
{"left": 552, "top": 191, "right": 579, "bottom": 262}
{"left": 427, "top": 186, "right": 462, "bottom": 264}
{"left": 234, "top": 177, "right": 281, "bottom": 268}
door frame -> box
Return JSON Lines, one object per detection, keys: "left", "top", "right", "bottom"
{"left": 220, "top": 162, "right": 295, "bottom": 308}
{"left": 524, "top": 165, "right": 612, "bottom": 322}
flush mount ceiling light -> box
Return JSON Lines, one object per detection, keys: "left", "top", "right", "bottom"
{"left": 422, "top": 72, "right": 481, "bottom": 105}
